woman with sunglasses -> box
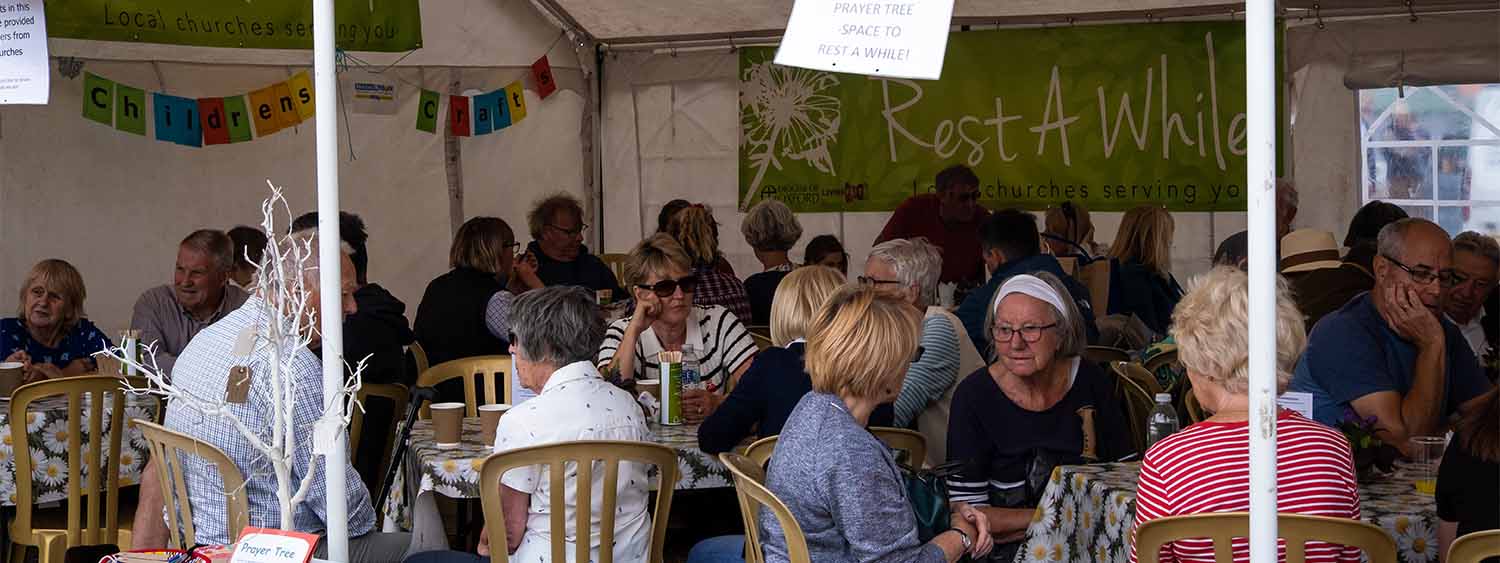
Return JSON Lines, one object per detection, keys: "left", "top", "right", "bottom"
{"left": 598, "top": 234, "right": 757, "bottom": 422}
{"left": 945, "top": 272, "right": 1131, "bottom": 561}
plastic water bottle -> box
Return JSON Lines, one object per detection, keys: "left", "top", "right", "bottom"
{"left": 1145, "top": 393, "right": 1180, "bottom": 450}
{"left": 680, "top": 346, "right": 704, "bottom": 391}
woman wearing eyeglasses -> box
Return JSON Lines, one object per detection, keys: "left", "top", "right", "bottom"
{"left": 414, "top": 217, "right": 540, "bottom": 373}
{"left": 945, "top": 272, "right": 1131, "bottom": 561}
{"left": 598, "top": 234, "right": 758, "bottom": 422}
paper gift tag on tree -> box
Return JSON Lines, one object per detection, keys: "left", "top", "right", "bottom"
{"left": 531, "top": 55, "right": 557, "bottom": 99}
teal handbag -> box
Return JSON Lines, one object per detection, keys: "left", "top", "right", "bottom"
{"left": 901, "top": 461, "right": 964, "bottom": 542}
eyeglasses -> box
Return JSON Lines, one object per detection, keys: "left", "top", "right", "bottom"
{"left": 501, "top": 240, "right": 520, "bottom": 249}
{"left": 546, "top": 223, "right": 588, "bottom": 237}
{"left": 857, "top": 276, "right": 903, "bottom": 287}
{"left": 993, "top": 323, "right": 1058, "bottom": 343}
{"left": 1380, "top": 253, "right": 1453, "bottom": 286}
{"left": 636, "top": 275, "right": 699, "bottom": 298}
{"left": 1444, "top": 269, "right": 1496, "bottom": 290}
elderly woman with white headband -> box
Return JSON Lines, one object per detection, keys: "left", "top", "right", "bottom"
{"left": 945, "top": 272, "right": 1131, "bottom": 560}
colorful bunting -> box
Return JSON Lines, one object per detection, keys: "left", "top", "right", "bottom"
{"left": 223, "top": 96, "right": 254, "bottom": 143}
{"left": 415, "top": 89, "right": 440, "bottom": 133}
{"left": 286, "top": 71, "right": 316, "bottom": 120}
{"left": 531, "top": 56, "right": 556, "bottom": 99}
{"left": 115, "top": 85, "right": 146, "bottom": 136}
{"left": 449, "top": 95, "right": 471, "bottom": 137}
{"left": 81, "top": 72, "right": 320, "bottom": 148}
{"left": 248, "top": 84, "right": 285, "bottom": 138}
{"left": 505, "top": 81, "right": 527, "bottom": 123}
{"left": 152, "top": 93, "right": 202, "bottom": 147}
{"left": 199, "top": 98, "right": 230, "bottom": 146}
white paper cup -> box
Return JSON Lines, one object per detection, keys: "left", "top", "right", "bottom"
{"left": 430, "top": 402, "right": 465, "bottom": 446}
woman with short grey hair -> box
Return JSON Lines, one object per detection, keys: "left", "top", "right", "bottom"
{"left": 741, "top": 199, "right": 804, "bottom": 326}
{"left": 946, "top": 272, "right": 1131, "bottom": 561}
{"left": 469, "top": 286, "right": 653, "bottom": 562}
{"left": 862, "top": 237, "right": 985, "bottom": 467}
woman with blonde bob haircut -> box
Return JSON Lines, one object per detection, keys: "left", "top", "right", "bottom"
{"left": 1130, "top": 267, "right": 1361, "bottom": 563}
{"left": 759, "top": 285, "right": 993, "bottom": 563}
{"left": 2, "top": 259, "right": 112, "bottom": 381}
{"left": 1105, "top": 205, "right": 1184, "bottom": 334}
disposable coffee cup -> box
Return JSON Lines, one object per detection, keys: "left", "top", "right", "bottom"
{"left": 430, "top": 402, "right": 465, "bottom": 447}
{"left": 0, "top": 362, "right": 22, "bottom": 398}
{"left": 635, "top": 379, "right": 661, "bottom": 402}
{"left": 478, "top": 403, "right": 511, "bottom": 446}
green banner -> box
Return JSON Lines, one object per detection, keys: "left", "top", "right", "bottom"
{"left": 47, "top": 0, "right": 421, "bottom": 52}
{"left": 739, "top": 22, "right": 1247, "bottom": 212}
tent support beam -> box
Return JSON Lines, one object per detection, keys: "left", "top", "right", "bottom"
{"left": 1245, "top": 1, "right": 1278, "bottom": 562}
{"left": 314, "top": 0, "right": 350, "bottom": 560}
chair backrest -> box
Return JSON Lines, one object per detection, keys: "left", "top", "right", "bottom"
{"left": 1078, "top": 259, "right": 1112, "bottom": 314}
{"left": 415, "top": 355, "right": 512, "bottom": 418}
{"left": 748, "top": 327, "right": 774, "bottom": 352}
{"left": 478, "top": 440, "right": 678, "bottom": 563}
{"left": 131, "top": 419, "right": 250, "bottom": 549}
{"left": 1143, "top": 349, "right": 1180, "bottom": 385}
{"left": 1182, "top": 386, "right": 1207, "bottom": 424}
{"left": 869, "top": 427, "right": 927, "bottom": 469}
{"left": 720, "top": 452, "right": 811, "bottom": 563}
{"left": 744, "top": 435, "right": 778, "bottom": 468}
{"left": 1448, "top": 530, "right": 1500, "bottom": 563}
{"left": 1134, "top": 512, "right": 1397, "bottom": 563}
{"left": 9, "top": 376, "right": 155, "bottom": 547}
{"left": 601, "top": 253, "right": 631, "bottom": 285}
{"left": 349, "top": 383, "right": 411, "bottom": 481}
{"left": 1084, "top": 345, "right": 1133, "bottom": 367}
{"left": 1109, "top": 361, "right": 1163, "bottom": 454}
{"left": 408, "top": 342, "right": 431, "bottom": 379}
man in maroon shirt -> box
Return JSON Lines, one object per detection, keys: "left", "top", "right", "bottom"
{"left": 875, "top": 165, "right": 990, "bottom": 286}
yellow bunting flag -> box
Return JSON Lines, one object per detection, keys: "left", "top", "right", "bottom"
{"left": 272, "top": 81, "right": 302, "bottom": 128}
{"left": 286, "top": 71, "right": 315, "bottom": 120}
{"left": 505, "top": 81, "right": 527, "bottom": 123}
{"left": 247, "top": 85, "right": 285, "bottom": 137}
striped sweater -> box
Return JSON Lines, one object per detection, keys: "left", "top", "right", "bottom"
{"left": 1129, "top": 410, "right": 1363, "bottom": 563}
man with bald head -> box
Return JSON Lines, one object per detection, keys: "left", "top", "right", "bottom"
{"left": 1290, "top": 218, "right": 1492, "bottom": 449}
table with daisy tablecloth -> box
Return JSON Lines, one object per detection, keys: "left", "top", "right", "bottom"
{"left": 381, "top": 417, "right": 729, "bottom": 549}
{"left": 1014, "top": 462, "right": 1440, "bottom": 563}
{"left": 0, "top": 395, "right": 158, "bottom": 506}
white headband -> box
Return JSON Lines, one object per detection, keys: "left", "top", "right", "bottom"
{"left": 994, "top": 274, "right": 1070, "bottom": 322}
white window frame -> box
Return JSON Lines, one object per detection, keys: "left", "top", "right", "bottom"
{"left": 1359, "top": 85, "right": 1500, "bottom": 227}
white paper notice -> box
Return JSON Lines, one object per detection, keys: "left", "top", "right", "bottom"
{"left": 1277, "top": 391, "right": 1314, "bottom": 419}
{"left": 0, "top": 0, "right": 48, "bottom": 104}
{"left": 351, "top": 73, "right": 399, "bottom": 115}
{"left": 775, "top": 0, "right": 954, "bottom": 80}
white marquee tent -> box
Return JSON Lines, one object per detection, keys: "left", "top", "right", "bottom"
{"left": 2, "top": 0, "right": 1497, "bottom": 559}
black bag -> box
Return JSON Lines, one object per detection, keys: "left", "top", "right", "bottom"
{"left": 900, "top": 461, "right": 964, "bottom": 543}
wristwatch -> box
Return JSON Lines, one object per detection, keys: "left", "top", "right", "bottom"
{"left": 950, "top": 528, "right": 973, "bottom": 552}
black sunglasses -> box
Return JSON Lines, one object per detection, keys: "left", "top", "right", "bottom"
{"left": 636, "top": 275, "right": 699, "bottom": 298}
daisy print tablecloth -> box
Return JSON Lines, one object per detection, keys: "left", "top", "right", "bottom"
{"left": 0, "top": 394, "right": 158, "bottom": 506}
{"left": 1014, "top": 462, "right": 1439, "bottom": 563}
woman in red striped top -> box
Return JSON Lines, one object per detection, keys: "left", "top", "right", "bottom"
{"left": 1129, "top": 267, "right": 1362, "bottom": 563}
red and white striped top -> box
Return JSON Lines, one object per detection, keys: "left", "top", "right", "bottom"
{"left": 1129, "top": 409, "right": 1363, "bottom": 563}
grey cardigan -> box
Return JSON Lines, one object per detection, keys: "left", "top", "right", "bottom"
{"left": 759, "top": 392, "right": 946, "bottom": 563}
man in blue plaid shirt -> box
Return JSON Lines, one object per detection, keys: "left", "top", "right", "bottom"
{"left": 132, "top": 235, "right": 410, "bottom": 562}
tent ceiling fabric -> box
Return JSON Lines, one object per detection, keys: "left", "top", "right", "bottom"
{"left": 554, "top": 0, "right": 1242, "bottom": 42}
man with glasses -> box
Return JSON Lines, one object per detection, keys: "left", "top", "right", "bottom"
{"left": 875, "top": 164, "right": 990, "bottom": 286}
{"left": 1443, "top": 232, "right": 1499, "bottom": 361}
{"left": 1290, "top": 219, "right": 1493, "bottom": 451}
{"left": 524, "top": 193, "right": 624, "bottom": 297}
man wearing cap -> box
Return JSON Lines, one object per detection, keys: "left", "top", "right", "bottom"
{"left": 1290, "top": 201, "right": 1408, "bottom": 331}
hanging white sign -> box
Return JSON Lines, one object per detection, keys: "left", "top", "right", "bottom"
{"left": 0, "top": 0, "right": 49, "bottom": 104}
{"left": 774, "top": 0, "right": 954, "bottom": 80}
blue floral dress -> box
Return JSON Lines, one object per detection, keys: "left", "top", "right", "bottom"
{"left": 0, "top": 318, "right": 113, "bottom": 369}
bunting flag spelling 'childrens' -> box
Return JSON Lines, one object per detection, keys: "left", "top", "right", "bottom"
{"left": 81, "top": 71, "right": 314, "bottom": 147}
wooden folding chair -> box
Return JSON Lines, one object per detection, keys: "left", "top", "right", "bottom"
{"left": 131, "top": 420, "right": 249, "bottom": 550}
{"left": 1134, "top": 512, "right": 1397, "bottom": 563}
{"left": 415, "top": 355, "right": 511, "bottom": 418}
{"left": 478, "top": 440, "right": 678, "bottom": 563}
{"left": 721, "top": 452, "right": 810, "bottom": 563}
{"left": 8, "top": 377, "right": 157, "bottom": 563}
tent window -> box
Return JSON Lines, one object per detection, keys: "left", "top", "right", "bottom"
{"left": 1360, "top": 84, "right": 1500, "bottom": 236}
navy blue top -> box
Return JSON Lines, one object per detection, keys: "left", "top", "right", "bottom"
{"left": 528, "top": 241, "right": 623, "bottom": 296}
{"left": 1289, "top": 292, "right": 1492, "bottom": 426}
{"left": 697, "top": 342, "right": 894, "bottom": 454}
{"left": 0, "top": 317, "right": 113, "bottom": 369}
{"left": 955, "top": 254, "right": 1099, "bottom": 355}
{"left": 742, "top": 269, "right": 790, "bottom": 327}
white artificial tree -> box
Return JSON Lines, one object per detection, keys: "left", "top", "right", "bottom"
{"left": 98, "top": 182, "right": 367, "bottom": 530}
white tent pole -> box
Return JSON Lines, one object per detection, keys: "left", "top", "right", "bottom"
{"left": 1245, "top": 1, "right": 1278, "bottom": 562}
{"left": 313, "top": 0, "right": 350, "bottom": 560}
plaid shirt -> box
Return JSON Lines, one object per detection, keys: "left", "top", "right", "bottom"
{"left": 693, "top": 266, "right": 751, "bottom": 321}
{"left": 163, "top": 297, "right": 376, "bottom": 546}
